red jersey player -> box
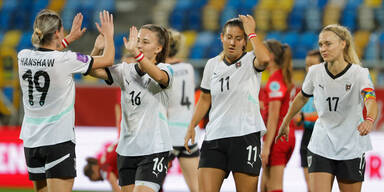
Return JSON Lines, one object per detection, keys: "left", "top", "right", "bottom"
{"left": 84, "top": 142, "right": 121, "bottom": 192}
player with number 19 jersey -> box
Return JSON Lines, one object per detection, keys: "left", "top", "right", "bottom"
{"left": 18, "top": 48, "right": 93, "bottom": 148}
{"left": 302, "top": 63, "right": 373, "bottom": 160}
{"left": 200, "top": 52, "right": 266, "bottom": 141}
{"left": 167, "top": 62, "right": 195, "bottom": 147}
{"left": 105, "top": 62, "right": 174, "bottom": 156}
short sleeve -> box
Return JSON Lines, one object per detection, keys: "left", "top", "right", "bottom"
{"left": 301, "top": 66, "right": 315, "bottom": 97}
{"left": 158, "top": 64, "right": 174, "bottom": 89}
{"left": 200, "top": 59, "right": 214, "bottom": 93}
{"left": 63, "top": 51, "right": 93, "bottom": 75}
{"left": 267, "top": 80, "right": 287, "bottom": 101}
{"left": 359, "top": 68, "right": 374, "bottom": 92}
{"left": 105, "top": 63, "right": 125, "bottom": 87}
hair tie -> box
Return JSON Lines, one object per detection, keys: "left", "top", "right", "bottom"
{"left": 34, "top": 28, "right": 43, "bottom": 40}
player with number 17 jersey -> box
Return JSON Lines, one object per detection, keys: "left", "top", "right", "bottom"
{"left": 18, "top": 49, "right": 93, "bottom": 147}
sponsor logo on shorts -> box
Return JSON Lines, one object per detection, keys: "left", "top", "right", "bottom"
{"left": 152, "top": 171, "right": 160, "bottom": 178}
{"left": 247, "top": 161, "right": 256, "bottom": 168}
{"left": 76, "top": 53, "right": 89, "bottom": 63}
{"left": 308, "top": 155, "right": 312, "bottom": 168}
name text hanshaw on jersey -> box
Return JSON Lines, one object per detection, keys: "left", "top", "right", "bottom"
{"left": 20, "top": 58, "right": 55, "bottom": 67}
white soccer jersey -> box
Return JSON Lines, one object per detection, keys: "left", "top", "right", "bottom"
{"left": 106, "top": 62, "right": 173, "bottom": 156}
{"left": 18, "top": 48, "right": 93, "bottom": 147}
{"left": 167, "top": 62, "right": 195, "bottom": 146}
{"left": 200, "top": 52, "right": 266, "bottom": 141}
{"left": 302, "top": 63, "right": 373, "bottom": 160}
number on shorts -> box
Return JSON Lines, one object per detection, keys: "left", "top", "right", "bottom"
{"left": 246, "top": 145, "right": 258, "bottom": 162}
{"left": 152, "top": 157, "right": 165, "bottom": 172}
{"left": 22, "top": 69, "right": 50, "bottom": 106}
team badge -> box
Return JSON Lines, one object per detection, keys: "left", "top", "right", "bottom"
{"left": 346, "top": 83, "right": 352, "bottom": 91}
{"left": 235, "top": 61, "right": 241, "bottom": 68}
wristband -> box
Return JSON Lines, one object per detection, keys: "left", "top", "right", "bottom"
{"left": 135, "top": 52, "right": 144, "bottom": 62}
{"left": 366, "top": 116, "right": 375, "bottom": 123}
{"left": 61, "top": 38, "right": 69, "bottom": 48}
{"left": 248, "top": 33, "right": 257, "bottom": 39}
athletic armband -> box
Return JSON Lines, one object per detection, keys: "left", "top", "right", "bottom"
{"left": 361, "top": 88, "right": 376, "bottom": 102}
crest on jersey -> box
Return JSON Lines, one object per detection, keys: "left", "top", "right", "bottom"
{"left": 235, "top": 61, "right": 241, "bottom": 68}
{"left": 346, "top": 83, "right": 352, "bottom": 91}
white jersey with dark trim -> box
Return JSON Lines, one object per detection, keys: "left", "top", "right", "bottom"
{"left": 106, "top": 62, "right": 173, "bottom": 156}
{"left": 167, "top": 62, "right": 195, "bottom": 146}
{"left": 302, "top": 63, "right": 373, "bottom": 160}
{"left": 18, "top": 48, "right": 93, "bottom": 147}
{"left": 200, "top": 52, "right": 266, "bottom": 141}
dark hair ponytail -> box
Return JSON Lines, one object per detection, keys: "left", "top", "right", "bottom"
{"left": 265, "top": 40, "right": 293, "bottom": 88}
{"left": 141, "top": 24, "right": 169, "bottom": 64}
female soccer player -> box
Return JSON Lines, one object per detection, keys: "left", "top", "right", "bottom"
{"left": 184, "top": 15, "right": 271, "bottom": 192}
{"left": 166, "top": 29, "right": 198, "bottom": 192}
{"left": 298, "top": 50, "right": 323, "bottom": 192}
{"left": 277, "top": 24, "right": 378, "bottom": 192}
{"left": 260, "top": 40, "right": 296, "bottom": 192}
{"left": 89, "top": 25, "right": 173, "bottom": 192}
{"left": 18, "top": 9, "right": 114, "bottom": 192}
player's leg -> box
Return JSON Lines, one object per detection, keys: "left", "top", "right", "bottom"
{"left": 198, "top": 167, "right": 226, "bottom": 192}
{"left": 336, "top": 154, "right": 365, "bottom": 192}
{"left": 133, "top": 152, "right": 170, "bottom": 192}
{"left": 45, "top": 141, "right": 76, "bottom": 192}
{"left": 121, "top": 184, "right": 135, "bottom": 192}
{"left": 230, "top": 132, "right": 262, "bottom": 192}
{"left": 179, "top": 156, "right": 199, "bottom": 192}
{"left": 308, "top": 150, "right": 336, "bottom": 192}
{"left": 46, "top": 178, "right": 74, "bottom": 192}
{"left": 309, "top": 172, "right": 334, "bottom": 192}
{"left": 260, "top": 167, "right": 269, "bottom": 192}
{"left": 267, "top": 165, "right": 285, "bottom": 191}
{"left": 233, "top": 172, "right": 259, "bottom": 192}
{"left": 32, "top": 180, "right": 47, "bottom": 192}
{"left": 177, "top": 144, "right": 199, "bottom": 192}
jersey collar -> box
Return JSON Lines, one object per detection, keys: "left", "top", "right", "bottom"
{"left": 223, "top": 52, "right": 246, "bottom": 66}
{"left": 37, "top": 47, "right": 54, "bottom": 52}
{"left": 325, "top": 62, "right": 352, "bottom": 79}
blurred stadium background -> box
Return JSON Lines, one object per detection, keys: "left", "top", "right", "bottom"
{"left": 0, "top": 0, "right": 384, "bottom": 191}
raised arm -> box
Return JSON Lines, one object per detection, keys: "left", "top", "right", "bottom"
{"left": 239, "top": 14, "right": 270, "bottom": 70}
{"left": 184, "top": 91, "right": 211, "bottom": 152}
{"left": 89, "top": 34, "right": 109, "bottom": 80}
{"left": 58, "top": 13, "right": 87, "bottom": 51}
{"left": 275, "top": 92, "right": 309, "bottom": 142}
{"left": 92, "top": 10, "right": 115, "bottom": 69}
{"left": 123, "top": 26, "right": 169, "bottom": 87}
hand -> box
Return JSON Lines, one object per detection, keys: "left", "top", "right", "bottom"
{"left": 184, "top": 126, "right": 196, "bottom": 153}
{"left": 123, "top": 26, "right": 140, "bottom": 56}
{"left": 94, "top": 34, "right": 105, "bottom": 51}
{"left": 261, "top": 145, "right": 270, "bottom": 168}
{"left": 67, "top": 13, "right": 87, "bottom": 43}
{"left": 357, "top": 120, "right": 373, "bottom": 136}
{"left": 239, "top": 14, "right": 256, "bottom": 36}
{"left": 275, "top": 121, "right": 290, "bottom": 142}
{"left": 95, "top": 10, "right": 114, "bottom": 38}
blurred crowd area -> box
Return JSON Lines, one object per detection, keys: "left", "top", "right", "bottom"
{"left": 1, "top": 0, "right": 384, "bottom": 126}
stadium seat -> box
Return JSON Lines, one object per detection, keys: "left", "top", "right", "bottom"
{"left": 281, "top": 31, "right": 299, "bottom": 50}
{"left": 358, "top": 5, "right": 375, "bottom": 31}
{"left": 202, "top": 5, "right": 220, "bottom": 31}
{"left": 1, "top": 30, "right": 22, "bottom": 48}
{"left": 220, "top": 6, "right": 237, "bottom": 28}
{"left": 323, "top": 3, "right": 341, "bottom": 26}
{"left": 48, "top": 0, "right": 67, "bottom": 13}
{"left": 379, "top": 32, "right": 384, "bottom": 59}
{"left": 254, "top": 7, "right": 270, "bottom": 31}
{"left": 271, "top": 9, "right": 288, "bottom": 31}
{"left": 265, "top": 31, "right": 282, "bottom": 41}
{"left": 341, "top": 8, "right": 357, "bottom": 32}
{"left": 374, "top": 6, "right": 384, "bottom": 31}
{"left": 364, "top": 33, "right": 380, "bottom": 60}
{"left": 305, "top": 6, "right": 322, "bottom": 31}
{"left": 206, "top": 33, "right": 222, "bottom": 58}
{"left": 288, "top": 6, "right": 304, "bottom": 31}
{"left": 17, "top": 32, "right": 33, "bottom": 51}
{"left": 354, "top": 30, "right": 371, "bottom": 59}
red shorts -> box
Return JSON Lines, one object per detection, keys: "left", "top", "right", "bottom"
{"left": 268, "top": 134, "right": 295, "bottom": 166}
